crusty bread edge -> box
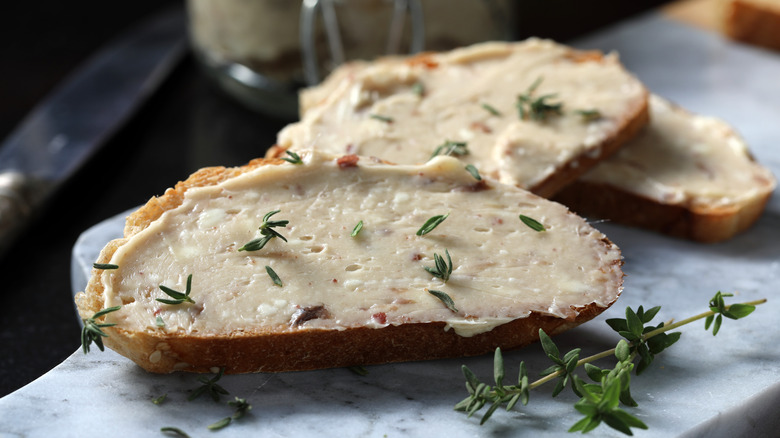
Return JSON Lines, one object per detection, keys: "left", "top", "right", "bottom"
{"left": 723, "top": 0, "right": 780, "bottom": 51}
{"left": 553, "top": 180, "right": 774, "bottom": 243}
{"left": 76, "top": 156, "right": 623, "bottom": 374}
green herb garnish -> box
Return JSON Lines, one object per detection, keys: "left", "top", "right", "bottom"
{"left": 266, "top": 265, "right": 283, "bottom": 287}
{"left": 705, "top": 291, "right": 757, "bottom": 335}
{"left": 516, "top": 77, "right": 563, "bottom": 121}
{"left": 455, "top": 293, "right": 766, "bottom": 434}
{"left": 465, "top": 164, "right": 482, "bottom": 181}
{"left": 519, "top": 214, "right": 545, "bottom": 232}
{"left": 80, "top": 305, "right": 121, "bottom": 354}
{"left": 369, "top": 114, "right": 394, "bottom": 123}
{"left": 238, "top": 210, "right": 289, "bottom": 251}
{"left": 280, "top": 150, "right": 303, "bottom": 164}
{"left": 481, "top": 103, "right": 502, "bottom": 116}
{"left": 92, "top": 263, "right": 118, "bottom": 270}
{"left": 424, "top": 249, "right": 453, "bottom": 282}
{"left": 188, "top": 367, "right": 229, "bottom": 402}
{"left": 351, "top": 220, "right": 364, "bottom": 237}
{"left": 160, "top": 427, "right": 191, "bottom": 437}
{"left": 207, "top": 397, "right": 252, "bottom": 431}
{"left": 416, "top": 213, "right": 449, "bottom": 236}
{"left": 157, "top": 274, "right": 195, "bottom": 305}
{"left": 575, "top": 109, "right": 602, "bottom": 122}
{"left": 155, "top": 316, "right": 165, "bottom": 328}
{"left": 430, "top": 140, "right": 469, "bottom": 160}
{"left": 348, "top": 366, "right": 369, "bottom": 376}
{"left": 428, "top": 289, "right": 458, "bottom": 313}
{"left": 152, "top": 394, "right": 167, "bottom": 405}
{"left": 412, "top": 82, "right": 425, "bottom": 96}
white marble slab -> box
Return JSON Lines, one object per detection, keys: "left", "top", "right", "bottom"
{"left": 2, "top": 11, "right": 780, "bottom": 438}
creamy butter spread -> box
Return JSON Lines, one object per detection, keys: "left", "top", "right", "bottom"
{"left": 277, "top": 39, "right": 646, "bottom": 190}
{"left": 582, "top": 95, "right": 777, "bottom": 209}
{"left": 101, "top": 152, "right": 622, "bottom": 337}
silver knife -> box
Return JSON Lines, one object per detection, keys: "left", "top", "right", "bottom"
{"left": 0, "top": 7, "right": 186, "bottom": 256}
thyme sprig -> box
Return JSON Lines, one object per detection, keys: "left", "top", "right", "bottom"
{"left": 80, "top": 305, "right": 121, "bottom": 354}
{"left": 239, "top": 210, "right": 289, "bottom": 251}
{"left": 424, "top": 249, "right": 453, "bottom": 282}
{"left": 92, "top": 263, "right": 118, "bottom": 270}
{"left": 455, "top": 292, "right": 765, "bottom": 434}
{"left": 280, "top": 150, "right": 303, "bottom": 165}
{"left": 431, "top": 140, "right": 469, "bottom": 160}
{"left": 188, "top": 367, "right": 229, "bottom": 402}
{"left": 207, "top": 397, "right": 252, "bottom": 430}
{"left": 157, "top": 274, "right": 195, "bottom": 305}
{"left": 516, "top": 77, "right": 563, "bottom": 121}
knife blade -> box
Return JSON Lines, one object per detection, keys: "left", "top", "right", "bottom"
{"left": 0, "top": 7, "right": 186, "bottom": 256}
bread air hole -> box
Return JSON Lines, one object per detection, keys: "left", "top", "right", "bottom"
{"left": 305, "top": 245, "right": 325, "bottom": 254}
{"left": 345, "top": 264, "right": 362, "bottom": 271}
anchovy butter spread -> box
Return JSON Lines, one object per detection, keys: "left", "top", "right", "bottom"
{"left": 101, "top": 152, "right": 622, "bottom": 338}
{"left": 277, "top": 39, "right": 646, "bottom": 191}
{"left": 582, "top": 95, "right": 777, "bottom": 209}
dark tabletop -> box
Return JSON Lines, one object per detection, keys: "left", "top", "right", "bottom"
{"left": 0, "top": 0, "right": 669, "bottom": 397}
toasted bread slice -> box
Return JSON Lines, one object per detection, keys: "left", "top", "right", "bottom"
{"left": 554, "top": 95, "right": 776, "bottom": 243}
{"left": 722, "top": 0, "right": 780, "bottom": 51}
{"left": 76, "top": 151, "right": 623, "bottom": 374}
{"left": 270, "top": 39, "right": 649, "bottom": 198}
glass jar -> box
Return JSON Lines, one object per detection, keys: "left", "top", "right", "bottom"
{"left": 187, "top": 0, "right": 516, "bottom": 119}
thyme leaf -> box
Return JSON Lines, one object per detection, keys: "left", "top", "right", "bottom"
{"left": 152, "top": 394, "right": 167, "bottom": 405}
{"left": 157, "top": 274, "right": 195, "bottom": 305}
{"left": 481, "top": 103, "right": 502, "bottom": 116}
{"left": 266, "top": 265, "right": 283, "bottom": 287}
{"left": 424, "top": 249, "right": 453, "bottom": 282}
{"left": 92, "top": 263, "right": 118, "bottom": 270}
{"left": 465, "top": 164, "right": 482, "bottom": 181}
{"left": 416, "top": 213, "right": 449, "bottom": 236}
{"left": 348, "top": 366, "right": 369, "bottom": 376}
{"left": 280, "top": 150, "right": 303, "bottom": 165}
{"left": 351, "top": 220, "right": 364, "bottom": 237}
{"left": 369, "top": 114, "right": 394, "bottom": 123}
{"left": 160, "top": 427, "right": 191, "bottom": 437}
{"left": 431, "top": 140, "right": 469, "bottom": 160}
{"left": 575, "top": 109, "right": 602, "bottom": 122}
{"left": 412, "top": 82, "right": 425, "bottom": 96}
{"left": 519, "top": 214, "right": 545, "bottom": 232}
{"left": 428, "top": 289, "right": 458, "bottom": 313}
{"left": 80, "top": 305, "right": 121, "bottom": 354}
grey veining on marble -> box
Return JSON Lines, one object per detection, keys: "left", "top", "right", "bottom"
{"left": 2, "top": 11, "right": 780, "bottom": 438}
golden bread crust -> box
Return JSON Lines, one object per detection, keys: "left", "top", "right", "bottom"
{"left": 553, "top": 180, "right": 773, "bottom": 243}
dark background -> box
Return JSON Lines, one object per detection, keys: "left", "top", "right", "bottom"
{"left": 0, "top": 0, "right": 670, "bottom": 397}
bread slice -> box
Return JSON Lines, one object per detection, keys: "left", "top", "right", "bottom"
{"left": 76, "top": 151, "right": 623, "bottom": 374}
{"left": 270, "top": 38, "right": 649, "bottom": 198}
{"left": 722, "top": 0, "right": 780, "bottom": 51}
{"left": 553, "top": 95, "right": 776, "bottom": 243}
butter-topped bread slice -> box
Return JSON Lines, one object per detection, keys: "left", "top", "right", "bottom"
{"left": 554, "top": 95, "right": 776, "bottom": 242}
{"left": 270, "top": 38, "right": 649, "bottom": 198}
{"left": 76, "top": 151, "right": 623, "bottom": 374}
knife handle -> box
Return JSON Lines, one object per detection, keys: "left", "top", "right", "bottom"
{"left": 0, "top": 171, "right": 42, "bottom": 255}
